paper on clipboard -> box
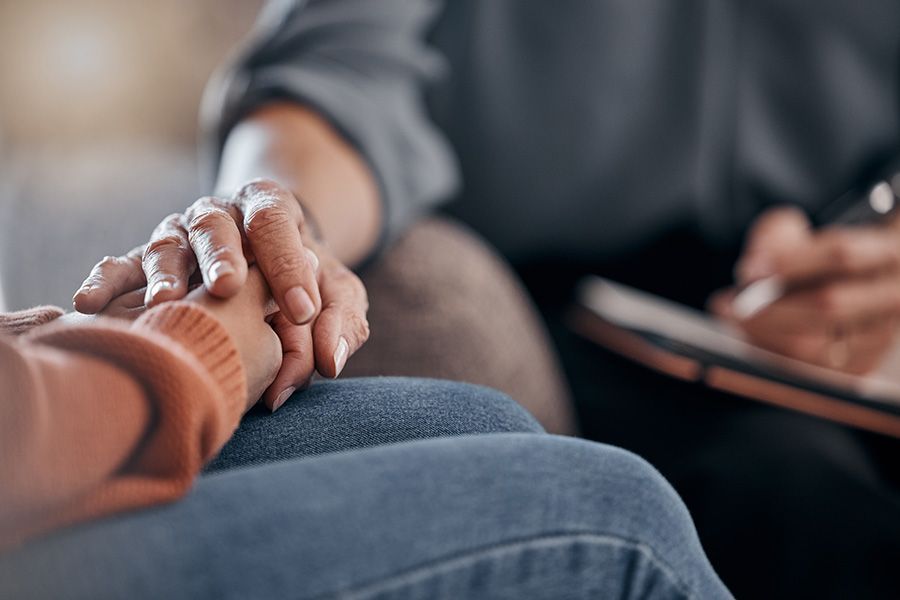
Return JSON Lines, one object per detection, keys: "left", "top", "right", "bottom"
{"left": 572, "top": 277, "right": 900, "bottom": 434}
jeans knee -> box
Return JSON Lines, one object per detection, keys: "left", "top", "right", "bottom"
{"left": 412, "top": 379, "right": 545, "bottom": 434}
{"left": 320, "top": 377, "right": 544, "bottom": 435}
{"left": 523, "top": 437, "right": 694, "bottom": 544}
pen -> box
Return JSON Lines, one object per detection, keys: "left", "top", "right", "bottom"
{"left": 731, "top": 163, "right": 900, "bottom": 320}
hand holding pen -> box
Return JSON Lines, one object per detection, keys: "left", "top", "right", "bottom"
{"left": 709, "top": 171, "right": 900, "bottom": 374}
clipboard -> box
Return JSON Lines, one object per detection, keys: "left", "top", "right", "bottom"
{"left": 570, "top": 276, "right": 900, "bottom": 438}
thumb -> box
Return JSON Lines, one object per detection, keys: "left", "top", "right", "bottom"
{"left": 735, "top": 206, "right": 811, "bottom": 284}
{"left": 262, "top": 313, "right": 315, "bottom": 412}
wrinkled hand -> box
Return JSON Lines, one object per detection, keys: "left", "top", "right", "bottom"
{"left": 710, "top": 207, "right": 900, "bottom": 374}
{"left": 73, "top": 179, "right": 370, "bottom": 409}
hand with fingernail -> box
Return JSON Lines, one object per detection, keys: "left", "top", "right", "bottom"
{"left": 709, "top": 206, "right": 900, "bottom": 374}
{"left": 73, "top": 178, "right": 370, "bottom": 411}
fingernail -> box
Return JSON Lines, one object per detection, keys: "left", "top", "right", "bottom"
{"left": 305, "top": 248, "right": 320, "bottom": 273}
{"left": 272, "top": 387, "right": 295, "bottom": 412}
{"left": 285, "top": 286, "right": 316, "bottom": 323}
{"left": 146, "top": 280, "right": 174, "bottom": 303}
{"left": 333, "top": 337, "right": 349, "bottom": 377}
{"left": 74, "top": 282, "right": 95, "bottom": 296}
{"left": 208, "top": 261, "right": 235, "bottom": 285}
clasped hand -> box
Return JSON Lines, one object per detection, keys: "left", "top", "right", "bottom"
{"left": 74, "top": 179, "right": 370, "bottom": 410}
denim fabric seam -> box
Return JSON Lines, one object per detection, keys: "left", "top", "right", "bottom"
{"left": 314, "top": 531, "right": 697, "bottom": 600}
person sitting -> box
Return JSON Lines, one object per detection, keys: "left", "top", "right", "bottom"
{"left": 0, "top": 266, "right": 731, "bottom": 598}
{"left": 70, "top": 2, "right": 898, "bottom": 596}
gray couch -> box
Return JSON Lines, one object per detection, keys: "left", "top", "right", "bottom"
{"left": 0, "top": 143, "right": 200, "bottom": 311}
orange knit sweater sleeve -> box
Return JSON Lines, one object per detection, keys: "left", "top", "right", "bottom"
{"left": 0, "top": 302, "right": 247, "bottom": 553}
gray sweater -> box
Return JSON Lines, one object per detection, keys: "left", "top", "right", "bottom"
{"left": 204, "top": 0, "right": 900, "bottom": 264}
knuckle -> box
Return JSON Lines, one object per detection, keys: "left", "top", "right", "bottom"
{"left": 186, "top": 196, "right": 233, "bottom": 222}
{"left": 81, "top": 273, "right": 105, "bottom": 289}
{"left": 346, "top": 312, "right": 370, "bottom": 346}
{"left": 238, "top": 178, "right": 283, "bottom": 200}
{"left": 97, "top": 255, "right": 121, "bottom": 269}
{"left": 187, "top": 206, "right": 232, "bottom": 232}
{"left": 266, "top": 251, "right": 307, "bottom": 281}
{"left": 145, "top": 234, "right": 188, "bottom": 257}
{"left": 200, "top": 245, "right": 240, "bottom": 266}
{"left": 84, "top": 254, "right": 130, "bottom": 289}
{"left": 239, "top": 178, "right": 301, "bottom": 221}
{"left": 244, "top": 204, "right": 293, "bottom": 237}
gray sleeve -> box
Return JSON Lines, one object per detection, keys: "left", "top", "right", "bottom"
{"left": 200, "top": 0, "right": 459, "bottom": 251}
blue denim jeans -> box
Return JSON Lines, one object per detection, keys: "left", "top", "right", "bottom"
{"left": 0, "top": 378, "right": 730, "bottom": 599}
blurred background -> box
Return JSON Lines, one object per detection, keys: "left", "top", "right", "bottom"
{"left": 0, "top": 0, "right": 264, "bottom": 310}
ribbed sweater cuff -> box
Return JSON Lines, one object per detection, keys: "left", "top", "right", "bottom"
{"left": 0, "top": 306, "right": 65, "bottom": 336}
{"left": 134, "top": 303, "right": 246, "bottom": 406}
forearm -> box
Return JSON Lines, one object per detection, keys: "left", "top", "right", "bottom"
{"left": 0, "top": 305, "right": 246, "bottom": 552}
{"left": 0, "top": 334, "right": 154, "bottom": 551}
{"left": 215, "top": 102, "right": 382, "bottom": 266}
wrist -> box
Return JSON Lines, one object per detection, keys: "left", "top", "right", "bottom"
{"left": 217, "top": 103, "right": 382, "bottom": 266}
{"left": 134, "top": 302, "right": 246, "bottom": 406}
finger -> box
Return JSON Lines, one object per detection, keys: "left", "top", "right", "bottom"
{"left": 185, "top": 197, "right": 248, "bottom": 298}
{"left": 312, "top": 260, "right": 370, "bottom": 378}
{"left": 741, "top": 326, "right": 831, "bottom": 364}
{"left": 187, "top": 265, "right": 278, "bottom": 318}
{"left": 742, "top": 319, "right": 895, "bottom": 374}
{"left": 73, "top": 246, "right": 146, "bottom": 314}
{"left": 772, "top": 226, "right": 900, "bottom": 284}
{"left": 738, "top": 275, "right": 900, "bottom": 334}
{"left": 736, "top": 207, "right": 811, "bottom": 283}
{"left": 237, "top": 179, "right": 321, "bottom": 325}
{"left": 100, "top": 287, "right": 149, "bottom": 321}
{"left": 263, "top": 313, "right": 316, "bottom": 412}
{"left": 715, "top": 282, "right": 900, "bottom": 373}
{"left": 143, "top": 213, "right": 196, "bottom": 307}
{"left": 712, "top": 285, "right": 820, "bottom": 334}
{"left": 708, "top": 288, "right": 738, "bottom": 320}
